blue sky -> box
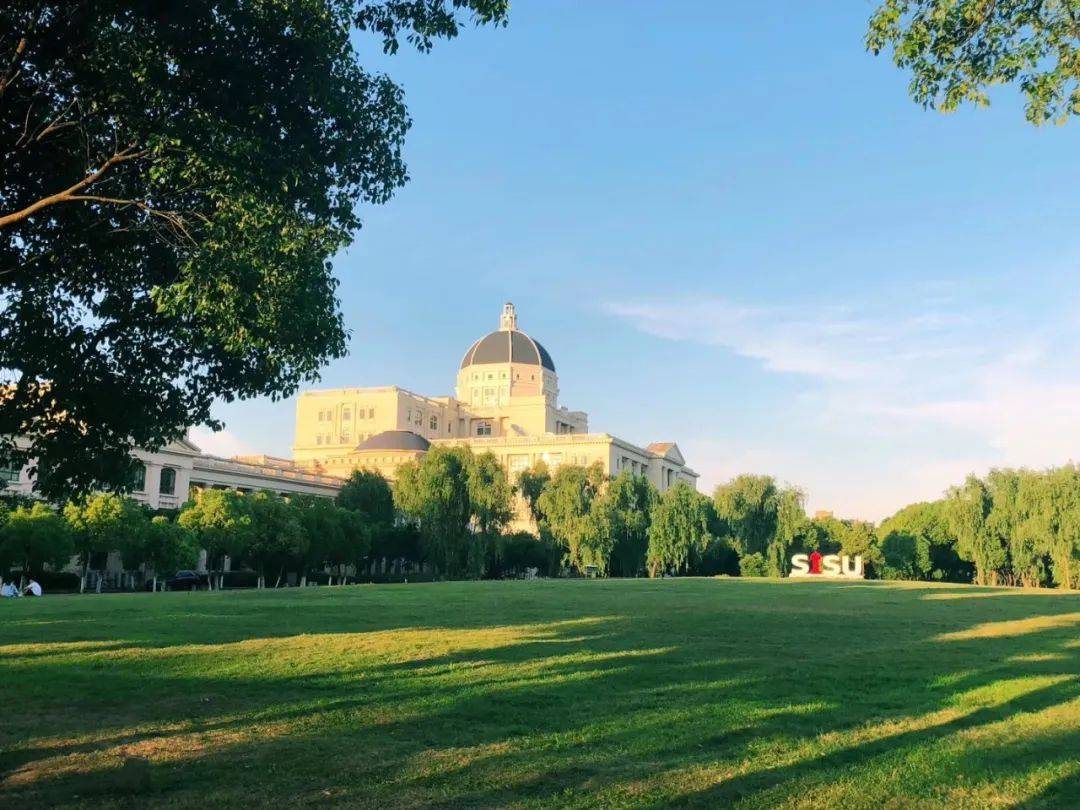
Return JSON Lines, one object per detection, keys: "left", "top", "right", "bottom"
{"left": 195, "top": 1, "right": 1080, "bottom": 521}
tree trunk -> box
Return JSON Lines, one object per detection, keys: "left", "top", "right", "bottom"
{"left": 152, "top": 575, "right": 158, "bottom": 593}
{"left": 300, "top": 574, "right": 307, "bottom": 588}
{"left": 274, "top": 568, "right": 283, "bottom": 588}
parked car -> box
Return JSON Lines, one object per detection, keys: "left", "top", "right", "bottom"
{"left": 164, "top": 570, "right": 203, "bottom": 591}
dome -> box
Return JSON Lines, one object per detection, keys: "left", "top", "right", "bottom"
{"left": 354, "top": 430, "right": 430, "bottom": 453}
{"left": 459, "top": 303, "right": 556, "bottom": 372}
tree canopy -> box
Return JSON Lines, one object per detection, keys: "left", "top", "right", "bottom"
{"left": 0, "top": 1, "right": 508, "bottom": 499}
{"left": 867, "top": 0, "right": 1080, "bottom": 124}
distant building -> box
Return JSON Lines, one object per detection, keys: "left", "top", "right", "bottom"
{"left": 292, "top": 303, "right": 697, "bottom": 526}
{"left": 813, "top": 510, "right": 834, "bottom": 520}
{"left": 3, "top": 436, "right": 343, "bottom": 509}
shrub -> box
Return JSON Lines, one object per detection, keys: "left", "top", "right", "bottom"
{"left": 739, "top": 552, "right": 770, "bottom": 578}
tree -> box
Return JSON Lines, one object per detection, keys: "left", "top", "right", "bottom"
{"left": 945, "top": 474, "right": 1004, "bottom": 585}
{"left": 535, "top": 463, "right": 608, "bottom": 575}
{"left": 0, "top": 1, "right": 509, "bottom": 499}
{"left": 516, "top": 461, "right": 551, "bottom": 524}
{"left": 593, "top": 471, "right": 658, "bottom": 577}
{"left": 177, "top": 488, "right": 250, "bottom": 589}
{"left": 466, "top": 451, "right": 513, "bottom": 576}
{"left": 394, "top": 446, "right": 472, "bottom": 576}
{"left": 337, "top": 469, "right": 395, "bottom": 526}
{"left": 646, "top": 481, "right": 715, "bottom": 577}
{"left": 771, "top": 487, "right": 807, "bottom": 577}
{"left": 63, "top": 493, "right": 148, "bottom": 592}
{"left": 0, "top": 502, "right": 72, "bottom": 578}
{"left": 878, "top": 502, "right": 942, "bottom": 580}
{"left": 713, "top": 475, "right": 779, "bottom": 558}
{"left": 142, "top": 516, "right": 199, "bottom": 592}
{"left": 244, "top": 491, "right": 307, "bottom": 588}
{"left": 867, "top": 0, "right": 1080, "bottom": 125}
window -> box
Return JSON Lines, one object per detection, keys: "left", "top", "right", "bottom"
{"left": 316, "top": 435, "right": 323, "bottom": 445}
{"left": 476, "top": 421, "right": 492, "bottom": 436}
{"left": 508, "top": 455, "right": 529, "bottom": 475}
{"left": 341, "top": 432, "right": 350, "bottom": 443}
{"left": 429, "top": 415, "right": 438, "bottom": 431}
{"left": 487, "top": 373, "right": 493, "bottom": 380}
{"left": 357, "top": 408, "right": 365, "bottom": 420}
{"left": 368, "top": 408, "right": 374, "bottom": 419}
{"left": 342, "top": 408, "right": 351, "bottom": 421}
{"left": 160, "top": 467, "right": 177, "bottom": 496}
{"left": 130, "top": 463, "right": 146, "bottom": 492}
{"left": 318, "top": 411, "right": 324, "bottom": 422}
{"left": 413, "top": 410, "right": 422, "bottom": 426}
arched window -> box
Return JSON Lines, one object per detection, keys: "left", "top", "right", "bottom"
{"left": 160, "top": 466, "right": 177, "bottom": 495}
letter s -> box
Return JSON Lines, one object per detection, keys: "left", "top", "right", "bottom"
{"left": 822, "top": 555, "right": 841, "bottom": 576}
{"left": 791, "top": 554, "right": 809, "bottom": 575}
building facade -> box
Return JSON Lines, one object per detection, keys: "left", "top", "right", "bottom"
{"left": 292, "top": 303, "right": 698, "bottom": 515}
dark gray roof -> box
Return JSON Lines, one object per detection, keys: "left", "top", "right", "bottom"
{"left": 354, "top": 430, "right": 430, "bottom": 453}
{"left": 460, "top": 330, "right": 556, "bottom": 372}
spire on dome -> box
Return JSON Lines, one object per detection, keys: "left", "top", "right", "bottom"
{"left": 499, "top": 302, "right": 517, "bottom": 331}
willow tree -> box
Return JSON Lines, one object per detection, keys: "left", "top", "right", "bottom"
{"left": 945, "top": 474, "right": 1002, "bottom": 585}
{"left": 0, "top": 1, "right": 508, "bottom": 499}
{"left": 867, "top": 0, "right": 1080, "bottom": 125}
{"left": 647, "top": 481, "right": 715, "bottom": 577}
{"left": 593, "top": 471, "right": 658, "bottom": 577}
{"left": 535, "top": 463, "right": 608, "bottom": 575}
{"left": 394, "top": 447, "right": 472, "bottom": 577}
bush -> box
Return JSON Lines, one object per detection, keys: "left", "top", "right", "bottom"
{"left": 739, "top": 552, "right": 770, "bottom": 578}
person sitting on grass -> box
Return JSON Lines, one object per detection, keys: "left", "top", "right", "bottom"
{"left": 0, "top": 582, "right": 19, "bottom": 598}
{"left": 22, "top": 578, "right": 42, "bottom": 597}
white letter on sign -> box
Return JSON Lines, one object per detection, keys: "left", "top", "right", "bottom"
{"left": 791, "top": 554, "right": 809, "bottom": 575}
{"left": 822, "top": 555, "right": 841, "bottom": 576}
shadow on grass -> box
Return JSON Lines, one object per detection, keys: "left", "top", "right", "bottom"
{"left": 1, "top": 579, "right": 1079, "bottom": 806}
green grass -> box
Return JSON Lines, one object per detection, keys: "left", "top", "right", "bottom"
{"left": 1, "top": 579, "right": 1079, "bottom": 808}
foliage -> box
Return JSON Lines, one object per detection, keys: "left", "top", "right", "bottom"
{"left": 0, "top": 1, "right": 508, "bottom": 499}
{"left": 738, "top": 552, "right": 770, "bottom": 578}
{"left": 771, "top": 487, "right": 807, "bottom": 577}
{"left": 142, "top": 516, "right": 199, "bottom": 582}
{"left": 592, "top": 471, "right": 658, "bottom": 577}
{"left": 713, "top": 475, "right": 779, "bottom": 557}
{"left": 337, "top": 469, "right": 395, "bottom": 526}
{"left": 646, "top": 481, "right": 715, "bottom": 577}
{"left": 0, "top": 501, "right": 72, "bottom": 573}
{"left": 394, "top": 446, "right": 472, "bottom": 576}
{"left": 867, "top": 0, "right": 1080, "bottom": 125}
{"left": 516, "top": 461, "right": 551, "bottom": 524}
{"left": 177, "top": 488, "right": 250, "bottom": 571}
{"left": 63, "top": 493, "right": 147, "bottom": 581}
{"left": 244, "top": 492, "right": 307, "bottom": 585}
{"left": 534, "top": 463, "right": 608, "bottom": 574}
{"left": 945, "top": 474, "right": 1005, "bottom": 586}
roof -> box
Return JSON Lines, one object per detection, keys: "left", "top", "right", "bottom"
{"left": 460, "top": 329, "right": 556, "bottom": 372}
{"left": 646, "top": 442, "right": 685, "bottom": 464}
{"left": 354, "top": 430, "right": 431, "bottom": 453}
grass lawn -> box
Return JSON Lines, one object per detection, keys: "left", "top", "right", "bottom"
{"left": 1, "top": 578, "right": 1079, "bottom": 808}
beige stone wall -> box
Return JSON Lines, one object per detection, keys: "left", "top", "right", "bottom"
{"left": 293, "top": 386, "right": 462, "bottom": 465}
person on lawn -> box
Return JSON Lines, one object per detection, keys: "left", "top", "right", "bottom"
{"left": 22, "top": 578, "right": 42, "bottom": 597}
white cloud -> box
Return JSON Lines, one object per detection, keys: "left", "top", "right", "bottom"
{"left": 606, "top": 290, "right": 1080, "bottom": 520}
{"left": 188, "top": 426, "right": 259, "bottom": 459}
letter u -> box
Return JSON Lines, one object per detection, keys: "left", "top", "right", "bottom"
{"left": 841, "top": 555, "right": 863, "bottom": 578}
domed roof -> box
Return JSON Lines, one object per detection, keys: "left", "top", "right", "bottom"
{"left": 459, "top": 303, "right": 556, "bottom": 372}
{"left": 354, "top": 430, "right": 430, "bottom": 453}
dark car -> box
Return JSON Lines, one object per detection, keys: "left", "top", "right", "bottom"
{"left": 164, "top": 570, "right": 203, "bottom": 591}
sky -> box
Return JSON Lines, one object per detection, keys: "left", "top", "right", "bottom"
{"left": 193, "top": 1, "right": 1080, "bottom": 522}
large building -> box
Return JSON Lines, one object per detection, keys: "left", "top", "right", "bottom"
{"left": 292, "top": 303, "right": 698, "bottom": 510}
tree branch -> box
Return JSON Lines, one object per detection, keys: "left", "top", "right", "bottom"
{"left": 0, "top": 146, "right": 147, "bottom": 230}
{"left": 0, "top": 36, "right": 27, "bottom": 99}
